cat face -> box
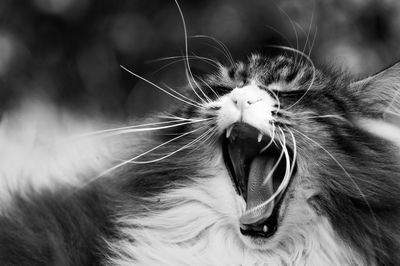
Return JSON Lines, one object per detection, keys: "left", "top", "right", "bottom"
{"left": 166, "top": 53, "right": 400, "bottom": 261}
{"left": 112, "top": 53, "right": 400, "bottom": 265}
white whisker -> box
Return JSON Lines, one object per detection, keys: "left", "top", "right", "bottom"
{"left": 189, "top": 72, "right": 213, "bottom": 103}
{"left": 261, "top": 141, "right": 285, "bottom": 186}
{"left": 290, "top": 127, "right": 383, "bottom": 251}
{"left": 162, "top": 83, "right": 201, "bottom": 106}
{"left": 184, "top": 68, "right": 209, "bottom": 103}
{"left": 292, "top": 21, "right": 309, "bottom": 56}
{"left": 195, "top": 76, "right": 219, "bottom": 99}
{"left": 190, "top": 35, "right": 234, "bottom": 66}
{"left": 147, "top": 55, "right": 220, "bottom": 68}
{"left": 65, "top": 118, "right": 212, "bottom": 141}
{"left": 174, "top": 0, "right": 209, "bottom": 104}
{"left": 191, "top": 52, "right": 222, "bottom": 69}
{"left": 275, "top": 4, "right": 300, "bottom": 65}
{"left": 132, "top": 126, "right": 210, "bottom": 164}
{"left": 112, "top": 119, "right": 212, "bottom": 136}
{"left": 242, "top": 127, "right": 292, "bottom": 218}
{"left": 157, "top": 114, "right": 191, "bottom": 121}
{"left": 94, "top": 126, "right": 205, "bottom": 179}
{"left": 264, "top": 24, "right": 294, "bottom": 48}
{"left": 188, "top": 127, "right": 217, "bottom": 154}
{"left": 307, "top": 3, "right": 316, "bottom": 57}
{"left": 287, "top": 127, "right": 297, "bottom": 176}
{"left": 290, "top": 114, "right": 348, "bottom": 123}
{"left": 275, "top": 127, "right": 292, "bottom": 197}
{"left": 260, "top": 124, "right": 276, "bottom": 153}
{"left": 148, "top": 56, "right": 219, "bottom": 75}
{"left": 384, "top": 109, "right": 400, "bottom": 118}
{"left": 184, "top": 127, "right": 214, "bottom": 154}
{"left": 309, "top": 25, "right": 318, "bottom": 57}
{"left": 120, "top": 65, "right": 202, "bottom": 108}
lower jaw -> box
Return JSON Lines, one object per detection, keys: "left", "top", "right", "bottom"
{"left": 236, "top": 196, "right": 289, "bottom": 249}
{"left": 238, "top": 231, "right": 277, "bottom": 250}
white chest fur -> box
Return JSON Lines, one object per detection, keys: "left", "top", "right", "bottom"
{"left": 106, "top": 169, "right": 364, "bottom": 266}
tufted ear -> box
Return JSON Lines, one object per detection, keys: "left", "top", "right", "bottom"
{"left": 351, "top": 61, "right": 400, "bottom": 120}
{"left": 351, "top": 61, "right": 400, "bottom": 144}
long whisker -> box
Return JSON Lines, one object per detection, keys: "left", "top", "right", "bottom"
{"left": 68, "top": 118, "right": 212, "bottom": 140}
{"left": 181, "top": 127, "right": 214, "bottom": 155}
{"left": 264, "top": 24, "right": 294, "bottom": 48}
{"left": 261, "top": 141, "right": 285, "bottom": 186}
{"left": 189, "top": 71, "right": 213, "bottom": 103}
{"left": 384, "top": 109, "right": 400, "bottom": 118}
{"left": 95, "top": 126, "right": 205, "bottom": 178}
{"left": 132, "top": 126, "right": 211, "bottom": 164}
{"left": 184, "top": 69, "right": 208, "bottom": 104}
{"left": 286, "top": 127, "right": 297, "bottom": 176}
{"left": 157, "top": 114, "right": 191, "bottom": 120}
{"left": 174, "top": 0, "right": 209, "bottom": 104}
{"left": 203, "top": 43, "right": 233, "bottom": 66}
{"left": 64, "top": 125, "right": 208, "bottom": 198}
{"left": 188, "top": 127, "right": 217, "bottom": 154}
{"left": 241, "top": 127, "right": 292, "bottom": 218}
{"left": 260, "top": 124, "right": 276, "bottom": 153}
{"left": 111, "top": 119, "right": 213, "bottom": 136}
{"left": 290, "top": 127, "right": 383, "bottom": 250}
{"left": 308, "top": 25, "right": 318, "bottom": 57}
{"left": 146, "top": 55, "right": 220, "bottom": 68}
{"left": 148, "top": 56, "right": 219, "bottom": 75}
{"left": 190, "top": 35, "right": 235, "bottom": 66}
{"left": 162, "top": 83, "right": 201, "bottom": 106}
{"left": 274, "top": 3, "right": 300, "bottom": 65}
{"left": 206, "top": 43, "right": 234, "bottom": 66}
{"left": 291, "top": 21, "right": 309, "bottom": 57}
{"left": 120, "top": 65, "right": 202, "bottom": 108}
{"left": 275, "top": 127, "right": 292, "bottom": 196}
{"left": 306, "top": 3, "right": 316, "bottom": 56}
{"left": 289, "top": 114, "right": 348, "bottom": 123}
{"left": 195, "top": 76, "right": 219, "bottom": 98}
{"left": 60, "top": 119, "right": 208, "bottom": 142}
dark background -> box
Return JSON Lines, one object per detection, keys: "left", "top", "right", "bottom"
{"left": 1, "top": 0, "right": 399, "bottom": 120}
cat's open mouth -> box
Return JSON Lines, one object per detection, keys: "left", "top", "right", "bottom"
{"left": 222, "top": 123, "right": 294, "bottom": 239}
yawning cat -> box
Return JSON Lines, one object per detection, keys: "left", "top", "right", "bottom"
{"left": 1, "top": 51, "right": 400, "bottom": 265}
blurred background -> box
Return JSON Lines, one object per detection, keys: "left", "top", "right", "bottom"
{"left": 1, "top": 0, "right": 400, "bottom": 120}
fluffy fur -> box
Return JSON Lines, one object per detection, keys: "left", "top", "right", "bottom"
{"left": 1, "top": 53, "right": 400, "bottom": 266}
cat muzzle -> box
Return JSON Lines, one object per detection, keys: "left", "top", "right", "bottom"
{"left": 222, "top": 123, "right": 294, "bottom": 238}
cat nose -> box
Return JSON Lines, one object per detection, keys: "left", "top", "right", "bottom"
{"left": 231, "top": 89, "right": 262, "bottom": 110}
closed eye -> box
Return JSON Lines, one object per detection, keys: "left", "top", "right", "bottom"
{"left": 213, "top": 85, "right": 232, "bottom": 95}
{"left": 273, "top": 89, "right": 308, "bottom": 97}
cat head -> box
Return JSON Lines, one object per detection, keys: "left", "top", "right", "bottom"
{"left": 156, "top": 52, "right": 400, "bottom": 263}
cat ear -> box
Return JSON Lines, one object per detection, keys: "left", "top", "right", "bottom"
{"left": 351, "top": 62, "right": 400, "bottom": 144}
{"left": 351, "top": 61, "right": 400, "bottom": 120}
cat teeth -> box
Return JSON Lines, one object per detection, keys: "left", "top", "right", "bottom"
{"left": 263, "top": 225, "right": 268, "bottom": 232}
{"left": 258, "top": 133, "right": 263, "bottom": 142}
{"left": 226, "top": 126, "right": 233, "bottom": 138}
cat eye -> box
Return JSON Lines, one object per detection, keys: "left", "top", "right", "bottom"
{"left": 272, "top": 89, "right": 307, "bottom": 97}
{"left": 212, "top": 85, "right": 233, "bottom": 95}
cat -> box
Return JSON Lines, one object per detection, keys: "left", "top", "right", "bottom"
{"left": 0, "top": 51, "right": 400, "bottom": 266}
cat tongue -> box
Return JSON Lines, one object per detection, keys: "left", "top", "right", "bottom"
{"left": 241, "top": 155, "right": 275, "bottom": 225}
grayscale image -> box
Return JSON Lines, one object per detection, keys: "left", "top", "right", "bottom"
{"left": 0, "top": 0, "right": 399, "bottom": 265}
